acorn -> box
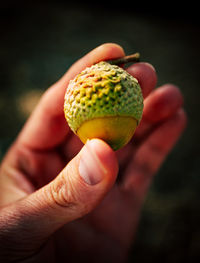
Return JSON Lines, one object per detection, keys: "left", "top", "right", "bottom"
{"left": 64, "top": 53, "right": 143, "bottom": 150}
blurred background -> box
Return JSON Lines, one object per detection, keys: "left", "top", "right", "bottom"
{"left": 0, "top": 1, "right": 200, "bottom": 262}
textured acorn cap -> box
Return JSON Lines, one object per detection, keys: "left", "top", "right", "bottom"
{"left": 64, "top": 61, "right": 143, "bottom": 150}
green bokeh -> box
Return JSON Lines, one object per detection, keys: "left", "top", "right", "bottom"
{"left": 0, "top": 2, "right": 200, "bottom": 262}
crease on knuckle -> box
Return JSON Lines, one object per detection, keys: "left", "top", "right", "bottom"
{"left": 49, "top": 173, "right": 77, "bottom": 209}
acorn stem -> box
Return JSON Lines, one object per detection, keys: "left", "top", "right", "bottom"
{"left": 108, "top": 53, "right": 140, "bottom": 65}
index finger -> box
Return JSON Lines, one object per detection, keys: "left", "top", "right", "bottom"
{"left": 17, "top": 43, "right": 125, "bottom": 150}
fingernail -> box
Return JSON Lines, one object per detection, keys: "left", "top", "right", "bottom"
{"left": 79, "top": 140, "right": 107, "bottom": 185}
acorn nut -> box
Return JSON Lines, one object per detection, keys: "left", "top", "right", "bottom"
{"left": 64, "top": 61, "right": 143, "bottom": 150}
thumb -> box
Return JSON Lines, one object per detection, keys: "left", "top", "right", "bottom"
{"left": 0, "top": 139, "right": 118, "bottom": 260}
{"left": 39, "top": 138, "right": 118, "bottom": 225}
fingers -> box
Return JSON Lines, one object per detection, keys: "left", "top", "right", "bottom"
{"left": 143, "top": 84, "right": 183, "bottom": 122}
{"left": 122, "top": 108, "right": 187, "bottom": 202}
{"left": 126, "top": 62, "right": 157, "bottom": 98}
{"left": 134, "top": 84, "right": 184, "bottom": 139}
{"left": 0, "top": 139, "right": 118, "bottom": 261}
{"left": 17, "top": 43, "right": 125, "bottom": 150}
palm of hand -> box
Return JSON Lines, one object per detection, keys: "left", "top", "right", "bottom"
{"left": 11, "top": 134, "right": 142, "bottom": 262}
{"left": 3, "top": 136, "right": 146, "bottom": 262}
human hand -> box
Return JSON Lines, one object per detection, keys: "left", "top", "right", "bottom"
{"left": 0, "top": 43, "right": 187, "bottom": 263}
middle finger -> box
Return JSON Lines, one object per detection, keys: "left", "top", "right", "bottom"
{"left": 134, "top": 84, "right": 184, "bottom": 141}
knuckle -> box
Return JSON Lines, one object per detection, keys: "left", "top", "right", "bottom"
{"left": 49, "top": 174, "right": 77, "bottom": 209}
{"left": 47, "top": 166, "right": 95, "bottom": 217}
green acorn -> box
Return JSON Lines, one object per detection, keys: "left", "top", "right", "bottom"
{"left": 64, "top": 55, "right": 143, "bottom": 150}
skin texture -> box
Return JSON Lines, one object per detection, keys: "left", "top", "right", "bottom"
{"left": 0, "top": 43, "right": 187, "bottom": 263}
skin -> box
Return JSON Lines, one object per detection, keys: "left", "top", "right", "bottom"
{"left": 0, "top": 43, "right": 187, "bottom": 263}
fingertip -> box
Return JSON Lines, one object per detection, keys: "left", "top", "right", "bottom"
{"left": 161, "top": 84, "right": 184, "bottom": 108}
{"left": 78, "top": 138, "right": 118, "bottom": 186}
{"left": 97, "top": 42, "right": 125, "bottom": 53}
{"left": 85, "top": 139, "right": 119, "bottom": 179}
{"left": 142, "top": 62, "right": 156, "bottom": 73}
{"left": 175, "top": 108, "right": 188, "bottom": 130}
{"left": 126, "top": 62, "right": 157, "bottom": 98}
{"left": 88, "top": 43, "right": 125, "bottom": 65}
{"left": 143, "top": 83, "right": 184, "bottom": 123}
{"left": 159, "top": 84, "right": 184, "bottom": 104}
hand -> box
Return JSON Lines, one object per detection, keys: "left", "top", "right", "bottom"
{"left": 0, "top": 43, "right": 186, "bottom": 263}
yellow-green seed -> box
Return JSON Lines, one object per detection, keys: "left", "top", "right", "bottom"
{"left": 64, "top": 61, "right": 144, "bottom": 150}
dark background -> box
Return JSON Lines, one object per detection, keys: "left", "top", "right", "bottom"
{"left": 0, "top": 1, "right": 200, "bottom": 262}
